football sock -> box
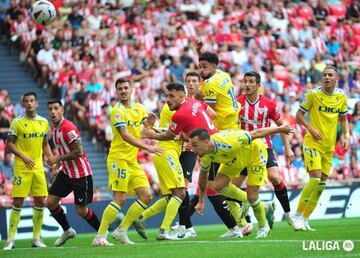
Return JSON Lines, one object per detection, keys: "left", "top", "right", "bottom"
{"left": 227, "top": 200, "right": 242, "bottom": 225}
{"left": 218, "top": 183, "right": 247, "bottom": 202}
{"left": 303, "top": 181, "right": 326, "bottom": 218}
{"left": 50, "top": 205, "right": 70, "bottom": 231}
{"left": 160, "top": 196, "right": 183, "bottom": 230}
{"left": 178, "top": 191, "right": 192, "bottom": 228}
{"left": 208, "top": 195, "right": 237, "bottom": 229}
{"left": 82, "top": 208, "right": 100, "bottom": 231}
{"left": 297, "top": 177, "right": 321, "bottom": 214}
{"left": 274, "top": 180, "right": 291, "bottom": 213}
{"left": 141, "top": 196, "right": 169, "bottom": 220}
{"left": 189, "top": 194, "right": 199, "bottom": 217}
{"left": 120, "top": 200, "right": 147, "bottom": 230}
{"left": 250, "top": 198, "right": 266, "bottom": 227}
{"left": 8, "top": 207, "right": 21, "bottom": 240}
{"left": 98, "top": 201, "right": 121, "bottom": 235}
{"left": 33, "top": 206, "right": 44, "bottom": 239}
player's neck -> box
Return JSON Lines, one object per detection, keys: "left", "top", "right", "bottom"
{"left": 25, "top": 111, "right": 36, "bottom": 119}
{"left": 54, "top": 118, "right": 65, "bottom": 128}
{"left": 245, "top": 93, "right": 259, "bottom": 104}
{"left": 322, "top": 85, "right": 335, "bottom": 94}
{"left": 121, "top": 99, "right": 131, "bottom": 107}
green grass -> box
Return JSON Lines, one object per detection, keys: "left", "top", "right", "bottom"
{"left": 1, "top": 218, "right": 360, "bottom": 258}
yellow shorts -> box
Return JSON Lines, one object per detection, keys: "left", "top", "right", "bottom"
{"left": 107, "top": 158, "right": 150, "bottom": 195}
{"left": 154, "top": 150, "right": 185, "bottom": 195}
{"left": 11, "top": 170, "right": 48, "bottom": 198}
{"left": 303, "top": 145, "right": 333, "bottom": 176}
{"left": 218, "top": 143, "right": 268, "bottom": 186}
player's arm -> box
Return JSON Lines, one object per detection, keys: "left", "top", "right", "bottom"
{"left": 249, "top": 124, "right": 294, "bottom": 140}
{"left": 206, "top": 105, "right": 217, "bottom": 120}
{"left": 49, "top": 138, "right": 84, "bottom": 166}
{"left": 42, "top": 136, "right": 57, "bottom": 165}
{"left": 142, "top": 127, "right": 176, "bottom": 141}
{"left": 143, "top": 112, "right": 156, "bottom": 128}
{"left": 295, "top": 109, "right": 322, "bottom": 141}
{"left": 274, "top": 118, "right": 295, "bottom": 165}
{"left": 339, "top": 114, "right": 350, "bottom": 151}
{"left": 190, "top": 37, "right": 203, "bottom": 55}
{"left": 6, "top": 135, "right": 35, "bottom": 169}
{"left": 195, "top": 167, "right": 209, "bottom": 216}
{"left": 118, "top": 126, "right": 164, "bottom": 154}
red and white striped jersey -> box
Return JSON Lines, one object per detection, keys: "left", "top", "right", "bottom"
{"left": 51, "top": 119, "right": 92, "bottom": 178}
{"left": 237, "top": 95, "right": 281, "bottom": 148}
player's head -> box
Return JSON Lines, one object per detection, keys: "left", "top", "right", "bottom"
{"left": 166, "top": 82, "right": 186, "bottom": 111}
{"left": 199, "top": 52, "right": 219, "bottom": 80}
{"left": 185, "top": 71, "right": 201, "bottom": 97}
{"left": 189, "top": 128, "right": 211, "bottom": 157}
{"left": 243, "top": 71, "right": 261, "bottom": 95}
{"left": 23, "top": 91, "right": 38, "bottom": 115}
{"left": 47, "top": 99, "right": 64, "bottom": 125}
{"left": 322, "top": 66, "right": 338, "bottom": 89}
{"left": 115, "top": 78, "right": 132, "bottom": 103}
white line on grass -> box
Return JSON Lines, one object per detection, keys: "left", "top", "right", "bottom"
{"left": 2, "top": 246, "right": 77, "bottom": 251}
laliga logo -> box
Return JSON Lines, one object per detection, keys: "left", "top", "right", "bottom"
{"left": 302, "top": 240, "right": 354, "bottom": 251}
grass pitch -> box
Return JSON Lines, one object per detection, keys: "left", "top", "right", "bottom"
{"left": 1, "top": 218, "right": 359, "bottom": 258}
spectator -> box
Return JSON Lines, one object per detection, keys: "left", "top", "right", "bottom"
{"left": 313, "top": 2, "right": 328, "bottom": 21}
{"left": 68, "top": 8, "right": 83, "bottom": 30}
{"left": 72, "top": 81, "right": 89, "bottom": 129}
{"left": 0, "top": 152, "right": 13, "bottom": 180}
{"left": 36, "top": 41, "right": 54, "bottom": 88}
{"left": 0, "top": 108, "right": 10, "bottom": 141}
{"left": 86, "top": 74, "right": 103, "bottom": 93}
{"left": 169, "top": 57, "right": 185, "bottom": 83}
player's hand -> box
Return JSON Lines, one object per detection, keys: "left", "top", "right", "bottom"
{"left": 342, "top": 137, "right": 350, "bottom": 151}
{"left": 21, "top": 155, "right": 35, "bottom": 169}
{"left": 50, "top": 166, "right": 59, "bottom": 177}
{"left": 146, "top": 145, "right": 164, "bottom": 154}
{"left": 47, "top": 155, "right": 60, "bottom": 166}
{"left": 195, "top": 201, "right": 205, "bottom": 216}
{"left": 142, "top": 127, "right": 156, "bottom": 139}
{"left": 190, "top": 37, "right": 203, "bottom": 54}
{"left": 285, "top": 148, "right": 295, "bottom": 165}
{"left": 309, "top": 127, "right": 323, "bottom": 141}
{"left": 279, "top": 123, "right": 294, "bottom": 135}
{"left": 146, "top": 112, "right": 157, "bottom": 127}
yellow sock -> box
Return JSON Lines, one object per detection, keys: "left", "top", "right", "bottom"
{"left": 218, "top": 184, "right": 247, "bottom": 202}
{"left": 33, "top": 206, "right": 44, "bottom": 239}
{"left": 250, "top": 199, "right": 266, "bottom": 227}
{"left": 303, "top": 181, "right": 326, "bottom": 218}
{"left": 227, "top": 201, "right": 242, "bottom": 225}
{"left": 160, "top": 196, "right": 182, "bottom": 230}
{"left": 120, "top": 200, "right": 147, "bottom": 230}
{"left": 98, "top": 201, "right": 121, "bottom": 235}
{"left": 297, "top": 177, "right": 321, "bottom": 214}
{"left": 8, "top": 207, "right": 21, "bottom": 240}
{"left": 142, "top": 196, "right": 169, "bottom": 220}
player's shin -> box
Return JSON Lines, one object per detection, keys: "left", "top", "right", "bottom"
{"left": 274, "top": 180, "right": 290, "bottom": 213}
{"left": 33, "top": 206, "right": 44, "bottom": 239}
{"left": 120, "top": 200, "right": 148, "bottom": 230}
{"left": 250, "top": 198, "right": 266, "bottom": 227}
{"left": 178, "top": 191, "right": 191, "bottom": 227}
{"left": 160, "top": 196, "right": 183, "bottom": 230}
{"left": 296, "top": 177, "right": 321, "bottom": 214}
{"left": 49, "top": 205, "right": 70, "bottom": 231}
{"left": 82, "top": 208, "right": 100, "bottom": 231}
{"left": 227, "top": 200, "right": 243, "bottom": 225}
{"left": 303, "top": 181, "right": 326, "bottom": 218}
{"left": 208, "top": 195, "right": 237, "bottom": 229}
{"left": 218, "top": 183, "right": 247, "bottom": 202}
{"left": 8, "top": 207, "right": 21, "bottom": 240}
{"left": 141, "top": 196, "right": 169, "bottom": 221}
{"left": 98, "top": 201, "right": 121, "bottom": 235}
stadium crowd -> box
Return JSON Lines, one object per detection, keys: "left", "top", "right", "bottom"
{"left": 0, "top": 0, "right": 359, "bottom": 205}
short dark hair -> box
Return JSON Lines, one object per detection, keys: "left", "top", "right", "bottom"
{"left": 47, "top": 98, "right": 63, "bottom": 106}
{"left": 244, "top": 71, "right": 261, "bottom": 84}
{"left": 199, "top": 52, "right": 219, "bottom": 66}
{"left": 185, "top": 71, "right": 201, "bottom": 81}
{"left": 166, "top": 82, "right": 186, "bottom": 92}
{"left": 115, "top": 78, "right": 131, "bottom": 88}
{"left": 189, "top": 128, "right": 211, "bottom": 140}
{"left": 23, "top": 91, "right": 37, "bottom": 101}
{"left": 323, "top": 65, "right": 337, "bottom": 74}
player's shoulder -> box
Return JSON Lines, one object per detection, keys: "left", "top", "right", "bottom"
{"left": 333, "top": 88, "right": 346, "bottom": 97}
{"left": 133, "top": 102, "right": 147, "bottom": 111}
{"left": 259, "top": 95, "right": 275, "bottom": 105}
{"left": 62, "top": 119, "right": 78, "bottom": 130}
{"left": 308, "top": 86, "right": 322, "bottom": 94}
{"left": 237, "top": 94, "right": 245, "bottom": 103}
{"left": 11, "top": 114, "right": 25, "bottom": 123}
{"left": 35, "top": 115, "right": 48, "bottom": 121}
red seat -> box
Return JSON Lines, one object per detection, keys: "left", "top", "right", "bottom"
{"left": 326, "top": 15, "right": 338, "bottom": 25}
{"left": 297, "top": 6, "right": 313, "bottom": 20}
{"left": 274, "top": 69, "right": 289, "bottom": 82}
{"left": 328, "top": 5, "right": 346, "bottom": 17}
{"left": 352, "top": 23, "right": 360, "bottom": 35}
{"left": 0, "top": 139, "right": 4, "bottom": 153}
{"left": 289, "top": 17, "right": 306, "bottom": 30}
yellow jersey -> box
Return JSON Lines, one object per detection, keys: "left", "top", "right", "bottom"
{"left": 300, "top": 86, "right": 348, "bottom": 152}
{"left": 8, "top": 115, "right": 49, "bottom": 173}
{"left": 108, "top": 102, "right": 148, "bottom": 161}
{"left": 200, "top": 130, "right": 266, "bottom": 170}
{"left": 157, "top": 104, "right": 182, "bottom": 155}
{"left": 201, "top": 69, "right": 240, "bottom": 130}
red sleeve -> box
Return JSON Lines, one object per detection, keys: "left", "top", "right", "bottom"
{"left": 169, "top": 113, "right": 185, "bottom": 136}
{"left": 200, "top": 100, "right": 208, "bottom": 109}
{"left": 268, "top": 100, "right": 281, "bottom": 121}
{"left": 63, "top": 122, "right": 81, "bottom": 145}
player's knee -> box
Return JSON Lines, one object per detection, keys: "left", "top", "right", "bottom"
{"left": 46, "top": 198, "right": 56, "bottom": 210}
{"left": 174, "top": 189, "right": 186, "bottom": 200}
{"left": 214, "top": 183, "right": 225, "bottom": 193}
{"left": 269, "top": 174, "right": 281, "bottom": 186}
{"left": 13, "top": 199, "right": 24, "bottom": 208}
{"left": 139, "top": 193, "right": 152, "bottom": 205}
{"left": 75, "top": 205, "right": 88, "bottom": 217}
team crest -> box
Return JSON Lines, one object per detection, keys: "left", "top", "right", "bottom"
{"left": 115, "top": 113, "right": 121, "bottom": 121}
